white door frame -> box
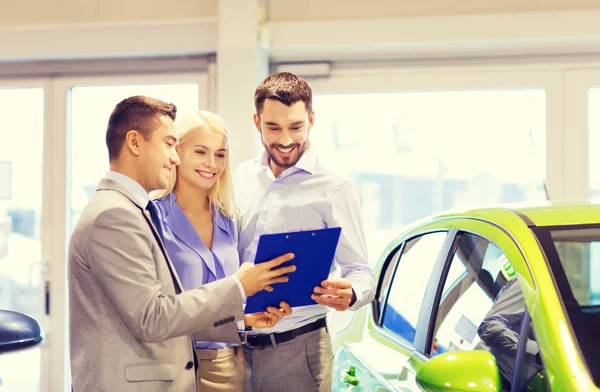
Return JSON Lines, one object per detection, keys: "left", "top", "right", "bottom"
{"left": 0, "top": 78, "right": 56, "bottom": 392}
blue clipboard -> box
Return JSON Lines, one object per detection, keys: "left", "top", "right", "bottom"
{"left": 244, "top": 227, "right": 342, "bottom": 314}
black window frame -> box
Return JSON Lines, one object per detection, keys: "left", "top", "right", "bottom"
{"left": 371, "top": 242, "right": 404, "bottom": 326}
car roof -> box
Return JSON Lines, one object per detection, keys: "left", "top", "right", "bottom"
{"left": 427, "top": 200, "right": 600, "bottom": 227}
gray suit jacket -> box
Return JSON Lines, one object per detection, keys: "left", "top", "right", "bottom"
{"left": 69, "top": 179, "right": 243, "bottom": 392}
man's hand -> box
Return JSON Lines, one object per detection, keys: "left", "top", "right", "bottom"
{"left": 311, "top": 278, "right": 355, "bottom": 311}
{"left": 234, "top": 254, "right": 296, "bottom": 297}
{"left": 244, "top": 301, "right": 292, "bottom": 328}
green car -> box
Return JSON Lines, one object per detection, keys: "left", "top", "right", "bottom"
{"left": 332, "top": 202, "right": 600, "bottom": 391}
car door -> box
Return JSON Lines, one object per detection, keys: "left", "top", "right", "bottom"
{"left": 334, "top": 230, "right": 453, "bottom": 391}
{"left": 407, "top": 220, "right": 550, "bottom": 392}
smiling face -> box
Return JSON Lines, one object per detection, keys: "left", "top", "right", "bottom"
{"left": 175, "top": 125, "right": 227, "bottom": 193}
{"left": 254, "top": 98, "right": 314, "bottom": 177}
{"left": 138, "top": 114, "right": 180, "bottom": 192}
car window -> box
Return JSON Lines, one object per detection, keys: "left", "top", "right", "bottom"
{"left": 430, "top": 233, "right": 549, "bottom": 392}
{"left": 382, "top": 232, "right": 447, "bottom": 343}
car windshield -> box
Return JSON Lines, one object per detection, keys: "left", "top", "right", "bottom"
{"left": 543, "top": 227, "right": 600, "bottom": 306}
{"left": 533, "top": 225, "right": 600, "bottom": 386}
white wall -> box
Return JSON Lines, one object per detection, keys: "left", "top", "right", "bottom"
{"left": 0, "top": 0, "right": 219, "bottom": 62}
{"left": 267, "top": 0, "right": 600, "bottom": 21}
{"left": 0, "top": 0, "right": 217, "bottom": 25}
{"left": 4, "top": 0, "right": 600, "bottom": 30}
{"left": 5, "top": 0, "right": 600, "bottom": 64}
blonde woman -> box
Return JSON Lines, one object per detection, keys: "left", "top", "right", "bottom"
{"left": 151, "top": 111, "right": 292, "bottom": 392}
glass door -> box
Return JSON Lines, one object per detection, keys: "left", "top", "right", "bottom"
{"left": 0, "top": 83, "right": 45, "bottom": 391}
{"left": 0, "top": 71, "right": 211, "bottom": 392}
{"left": 55, "top": 73, "right": 207, "bottom": 390}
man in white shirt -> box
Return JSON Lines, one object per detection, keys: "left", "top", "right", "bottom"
{"left": 234, "top": 73, "right": 375, "bottom": 392}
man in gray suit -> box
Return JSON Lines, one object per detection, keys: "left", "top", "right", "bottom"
{"left": 69, "top": 96, "right": 295, "bottom": 392}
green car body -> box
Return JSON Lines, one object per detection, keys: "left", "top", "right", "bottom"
{"left": 332, "top": 202, "right": 600, "bottom": 391}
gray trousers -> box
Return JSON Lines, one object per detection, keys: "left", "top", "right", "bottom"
{"left": 242, "top": 326, "right": 334, "bottom": 392}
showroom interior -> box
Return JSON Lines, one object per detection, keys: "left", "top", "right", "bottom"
{"left": 1, "top": 0, "right": 600, "bottom": 391}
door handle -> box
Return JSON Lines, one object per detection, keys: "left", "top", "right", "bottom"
{"left": 44, "top": 281, "right": 50, "bottom": 316}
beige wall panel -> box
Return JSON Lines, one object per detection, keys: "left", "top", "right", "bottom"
{"left": 540, "top": 0, "right": 600, "bottom": 10}
{"left": 268, "top": 0, "right": 540, "bottom": 21}
{"left": 96, "top": 0, "right": 218, "bottom": 21}
{"left": 0, "top": 0, "right": 96, "bottom": 25}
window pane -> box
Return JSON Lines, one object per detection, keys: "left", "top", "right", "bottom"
{"left": 313, "top": 90, "right": 546, "bottom": 261}
{"left": 0, "top": 87, "right": 44, "bottom": 391}
{"left": 69, "top": 83, "right": 200, "bottom": 232}
{"left": 383, "top": 232, "right": 447, "bottom": 342}
{"left": 433, "top": 235, "right": 504, "bottom": 354}
{"left": 555, "top": 241, "right": 600, "bottom": 306}
{"left": 589, "top": 89, "right": 600, "bottom": 197}
{"left": 543, "top": 227, "right": 600, "bottom": 306}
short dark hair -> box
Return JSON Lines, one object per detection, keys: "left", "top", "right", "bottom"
{"left": 254, "top": 72, "right": 312, "bottom": 115}
{"left": 106, "top": 95, "right": 177, "bottom": 161}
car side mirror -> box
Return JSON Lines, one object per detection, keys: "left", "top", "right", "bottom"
{"left": 416, "top": 350, "right": 501, "bottom": 392}
{"left": 0, "top": 310, "right": 44, "bottom": 354}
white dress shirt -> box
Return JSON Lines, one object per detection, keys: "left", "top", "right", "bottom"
{"left": 234, "top": 146, "right": 375, "bottom": 335}
{"left": 106, "top": 171, "right": 150, "bottom": 208}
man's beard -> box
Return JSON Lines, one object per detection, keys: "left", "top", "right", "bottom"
{"left": 263, "top": 139, "right": 309, "bottom": 169}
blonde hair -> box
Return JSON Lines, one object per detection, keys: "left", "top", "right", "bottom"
{"left": 153, "top": 110, "right": 236, "bottom": 218}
